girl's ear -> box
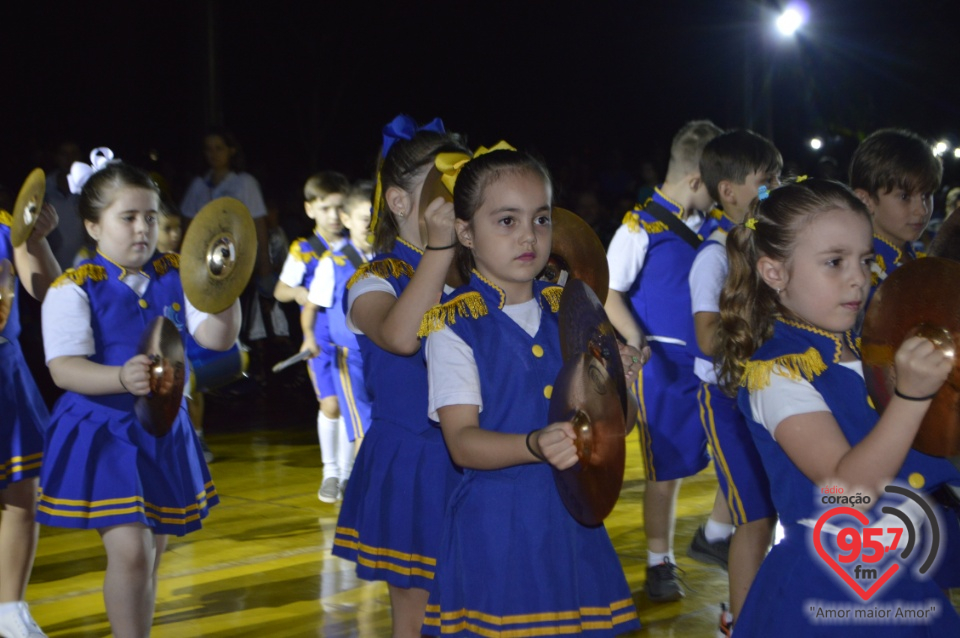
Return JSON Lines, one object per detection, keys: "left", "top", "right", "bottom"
{"left": 84, "top": 219, "right": 100, "bottom": 242}
{"left": 757, "top": 255, "right": 787, "bottom": 293}
{"left": 455, "top": 218, "right": 473, "bottom": 248}
{"left": 384, "top": 186, "right": 411, "bottom": 220}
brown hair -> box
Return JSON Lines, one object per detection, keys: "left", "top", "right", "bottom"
{"left": 700, "top": 129, "right": 783, "bottom": 203}
{"left": 716, "top": 178, "right": 870, "bottom": 396}
{"left": 849, "top": 128, "right": 942, "bottom": 198}
{"left": 78, "top": 162, "right": 161, "bottom": 225}
{"left": 304, "top": 171, "right": 349, "bottom": 202}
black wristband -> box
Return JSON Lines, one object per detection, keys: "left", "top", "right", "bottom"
{"left": 525, "top": 430, "right": 546, "bottom": 462}
{"left": 119, "top": 369, "right": 131, "bottom": 394}
{"left": 425, "top": 243, "right": 457, "bottom": 250}
{"left": 894, "top": 387, "right": 938, "bottom": 402}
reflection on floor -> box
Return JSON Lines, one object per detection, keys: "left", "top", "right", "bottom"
{"left": 24, "top": 388, "right": 960, "bottom": 637}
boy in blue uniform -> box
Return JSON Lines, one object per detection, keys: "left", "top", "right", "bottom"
{"left": 849, "top": 128, "right": 941, "bottom": 301}
{"left": 274, "top": 172, "right": 349, "bottom": 502}
{"left": 304, "top": 183, "right": 375, "bottom": 499}
{"left": 604, "top": 119, "right": 732, "bottom": 602}
{"left": 691, "top": 129, "right": 781, "bottom": 628}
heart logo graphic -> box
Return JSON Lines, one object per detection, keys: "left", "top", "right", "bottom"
{"left": 813, "top": 506, "right": 900, "bottom": 601}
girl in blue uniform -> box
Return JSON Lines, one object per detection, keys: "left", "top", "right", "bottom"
{"left": 716, "top": 178, "right": 960, "bottom": 636}
{"left": 330, "top": 115, "right": 470, "bottom": 638}
{"left": 421, "top": 147, "right": 642, "bottom": 637}
{"left": 0, "top": 201, "right": 60, "bottom": 638}
{"left": 38, "top": 158, "right": 241, "bottom": 638}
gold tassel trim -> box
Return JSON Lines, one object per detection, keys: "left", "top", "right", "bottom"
{"left": 541, "top": 286, "right": 563, "bottom": 313}
{"left": 0, "top": 210, "right": 12, "bottom": 227}
{"left": 417, "top": 292, "right": 488, "bottom": 337}
{"left": 52, "top": 264, "right": 108, "bottom": 288}
{"left": 152, "top": 253, "right": 180, "bottom": 276}
{"left": 622, "top": 210, "right": 640, "bottom": 233}
{"left": 346, "top": 259, "right": 414, "bottom": 289}
{"left": 740, "top": 347, "right": 827, "bottom": 391}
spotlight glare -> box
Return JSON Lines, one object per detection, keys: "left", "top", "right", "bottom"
{"left": 809, "top": 137, "right": 823, "bottom": 150}
{"left": 776, "top": 7, "right": 805, "bottom": 36}
{"left": 954, "top": 148, "right": 960, "bottom": 159}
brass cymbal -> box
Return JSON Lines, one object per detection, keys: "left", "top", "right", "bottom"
{"left": 11, "top": 168, "right": 45, "bottom": 247}
{"left": 180, "top": 197, "right": 257, "bottom": 314}
{"left": 929, "top": 212, "right": 960, "bottom": 262}
{"left": 862, "top": 257, "right": 960, "bottom": 456}
{"left": 134, "top": 316, "right": 186, "bottom": 437}
{"left": 0, "top": 259, "right": 14, "bottom": 332}
{"left": 539, "top": 207, "right": 610, "bottom": 304}
{"left": 549, "top": 278, "right": 629, "bottom": 526}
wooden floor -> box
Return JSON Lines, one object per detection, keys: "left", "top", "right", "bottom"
{"left": 21, "top": 378, "right": 959, "bottom": 637}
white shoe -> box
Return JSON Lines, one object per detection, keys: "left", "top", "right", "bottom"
{"left": 0, "top": 602, "right": 47, "bottom": 638}
{"left": 318, "top": 477, "right": 339, "bottom": 503}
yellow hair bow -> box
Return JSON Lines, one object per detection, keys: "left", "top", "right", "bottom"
{"left": 745, "top": 218, "right": 758, "bottom": 230}
{"left": 436, "top": 141, "right": 516, "bottom": 193}
{"left": 796, "top": 175, "right": 809, "bottom": 183}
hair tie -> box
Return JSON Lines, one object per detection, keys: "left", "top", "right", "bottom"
{"left": 67, "top": 147, "right": 117, "bottom": 194}
{"left": 745, "top": 218, "right": 758, "bottom": 230}
{"left": 757, "top": 185, "right": 770, "bottom": 201}
{"left": 796, "top": 175, "right": 809, "bottom": 183}
{"left": 436, "top": 141, "right": 516, "bottom": 193}
{"left": 371, "top": 115, "right": 447, "bottom": 237}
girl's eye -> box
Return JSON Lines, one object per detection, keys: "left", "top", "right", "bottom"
{"left": 535, "top": 215, "right": 552, "bottom": 226}
{"left": 499, "top": 217, "right": 515, "bottom": 227}
{"left": 862, "top": 256, "right": 876, "bottom": 266}
{"left": 826, "top": 258, "right": 841, "bottom": 267}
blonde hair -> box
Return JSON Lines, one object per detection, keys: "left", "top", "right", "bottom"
{"left": 664, "top": 120, "right": 723, "bottom": 182}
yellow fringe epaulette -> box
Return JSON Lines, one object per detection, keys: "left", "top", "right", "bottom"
{"left": 622, "top": 210, "right": 640, "bottom": 233}
{"left": 346, "top": 258, "right": 414, "bottom": 289}
{"left": 641, "top": 219, "right": 670, "bottom": 234}
{"left": 152, "top": 253, "right": 180, "bottom": 275}
{"left": 417, "top": 292, "right": 488, "bottom": 338}
{"left": 51, "top": 264, "right": 108, "bottom": 288}
{"left": 541, "top": 286, "right": 563, "bottom": 313}
{"left": 0, "top": 210, "right": 11, "bottom": 227}
{"left": 739, "top": 347, "right": 827, "bottom": 392}
{"left": 290, "top": 240, "right": 320, "bottom": 263}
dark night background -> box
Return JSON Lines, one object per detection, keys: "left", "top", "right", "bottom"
{"left": 3, "top": 0, "right": 960, "bottom": 232}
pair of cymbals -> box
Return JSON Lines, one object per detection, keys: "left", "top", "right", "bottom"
{"left": 11, "top": 168, "right": 46, "bottom": 247}
{"left": 180, "top": 197, "right": 257, "bottom": 314}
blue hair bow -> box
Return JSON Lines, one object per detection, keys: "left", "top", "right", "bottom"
{"left": 381, "top": 115, "right": 445, "bottom": 158}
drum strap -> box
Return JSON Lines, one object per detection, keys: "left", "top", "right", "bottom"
{"left": 339, "top": 243, "right": 366, "bottom": 269}
{"left": 644, "top": 201, "right": 703, "bottom": 249}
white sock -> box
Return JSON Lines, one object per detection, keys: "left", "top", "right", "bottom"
{"left": 337, "top": 417, "right": 355, "bottom": 482}
{"left": 647, "top": 550, "right": 675, "bottom": 567}
{"left": 317, "top": 412, "right": 339, "bottom": 480}
{"left": 705, "top": 519, "right": 735, "bottom": 543}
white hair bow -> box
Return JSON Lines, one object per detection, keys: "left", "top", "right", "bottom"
{"left": 67, "top": 147, "right": 117, "bottom": 194}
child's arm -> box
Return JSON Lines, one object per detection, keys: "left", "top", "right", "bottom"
{"left": 273, "top": 247, "right": 311, "bottom": 304}
{"left": 274, "top": 281, "right": 309, "bottom": 305}
{"left": 604, "top": 291, "right": 645, "bottom": 348}
{"left": 693, "top": 312, "right": 720, "bottom": 356}
{"left": 438, "top": 404, "right": 578, "bottom": 471}
{"left": 13, "top": 202, "right": 61, "bottom": 302}
{"left": 352, "top": 197, "right": 456, "bottom": 355}
{"left": 300, "top": 303, "right": 320, "bottom": 356}
{"left": 49, "top": 354, "right": 153, "bottom": 396}
{"left": 773, "top": 336, "right": 951, "bottom": 497}
{"left": 192, "top": 299, "right": 242, "bottom": 351}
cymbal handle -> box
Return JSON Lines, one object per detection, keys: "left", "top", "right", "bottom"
{"left": 571, "top": 409, "right": 592, "bottom": 460}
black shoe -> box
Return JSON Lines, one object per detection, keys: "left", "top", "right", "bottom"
{"left": 687, "top": 525, "right": 730, "bottom": 570}
{"left": 645, "top": 559, "right": 685, "bottom": 602}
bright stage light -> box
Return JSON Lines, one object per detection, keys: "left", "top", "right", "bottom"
{"left": 809, "top": 137, "right": 823, "bottom": 150}
{"left": 776, "top": 7, "right": 805, "bottom": 36}
{"left": 934, "top": 141, "right": 949, "bottom": 156}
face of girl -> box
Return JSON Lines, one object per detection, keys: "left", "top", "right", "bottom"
{"left": 457, "top": 171, "right": 552, "bottom": 304}
{"left": 773, "top": 207, "right": 873, "bottom": 334}
{"left": 204, "top": 135, "right": 235, "bottom": 172}
{"left": 85, "top": 187, "right": 159, "bottom": 270}
{"left": 156, "top": 214, "right": 182, "bottom": 253}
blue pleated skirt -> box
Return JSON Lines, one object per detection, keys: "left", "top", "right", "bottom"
{"left": 37, "top": 392, "right": 218, "bottom": 536}
{"left": 0, "top": 341, "right": 46, "bottom": 489}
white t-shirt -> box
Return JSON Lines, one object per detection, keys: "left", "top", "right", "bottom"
{"left": 307, "top": 250, "right": 374, "bottom": 309}
{"left": 607, "top": 210, "right": 706, "bottom": 293}
{"left": 278, "top": 236, "right": 347, "bottom": 290}
{"left": 345, "top": 275, "right": 455, "bottom": 334}
{"left": 180, "top": 171, "right": 268, "bottom": 220}
{"left": 42, "top": 272, "right": 210, "bottom": 362}
{"left": 689, "top": 237, "right": 728, "bottom": 384}
{"left": 425, "top": 298, "right": 541, "bottom": 421}
{"left": 749, "top": 360, "right": 863, "bottom": 440}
